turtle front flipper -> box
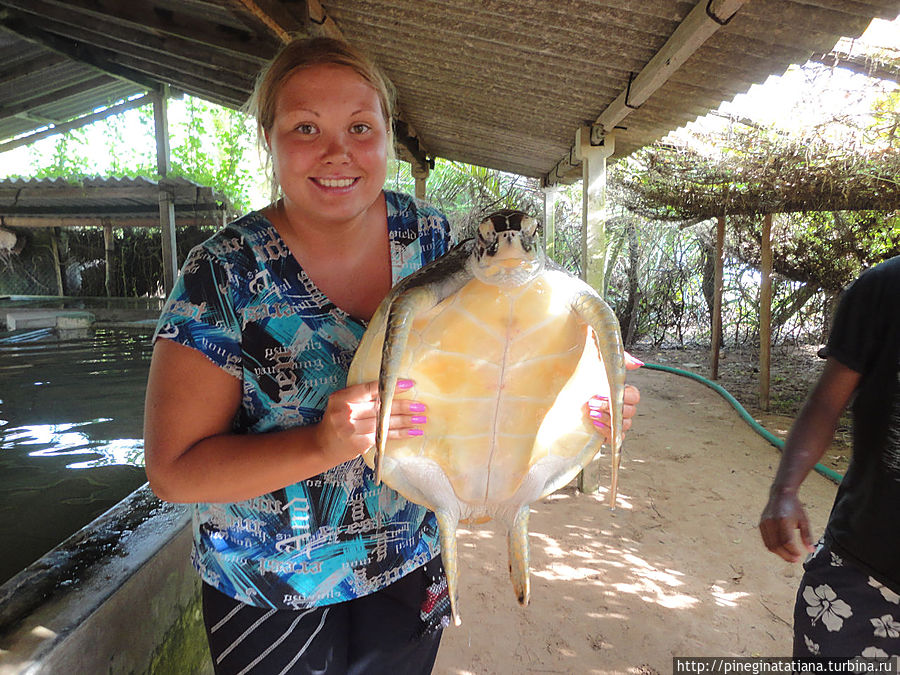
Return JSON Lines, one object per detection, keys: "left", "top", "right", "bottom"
{"left": 572, "top": 291, "right": 626, "bottom": 508}
{"left": 376, "top": 286, "right": 438, "bottom": 484}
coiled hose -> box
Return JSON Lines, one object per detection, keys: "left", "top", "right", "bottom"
{"left": 643, "top": 362, "right": 843, "bottom": 485}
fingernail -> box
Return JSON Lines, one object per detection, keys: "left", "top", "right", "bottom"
{"left": 589, "top": 410, "right": 603, "bottom": 419}
{"left": 409, "top": 402, "right": 426, "bottom": 413}
{"left": 408, "top": 428, "right": 424, "bottom": 437}
{"left": 410, "top": 415, "right": 427, "bottom": 424}
{"left": 593, "top": 420, "right": 608, "bottom": 429}
{"left": 397, "top": 379, "right": 415, "bottom": 390}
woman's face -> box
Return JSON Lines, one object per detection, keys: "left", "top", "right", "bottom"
{"left": 266, "top": 63, "right": 389, "bottom": 228}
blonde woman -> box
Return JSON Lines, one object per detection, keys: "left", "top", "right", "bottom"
{"left": 144, "top": 37, "right": 639, "bottom": 674}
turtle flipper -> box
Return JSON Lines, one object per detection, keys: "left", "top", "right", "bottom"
{"left": 572, "top": 291, "right": 626, "bottom": 508}
{"left": 507, "top": 505, "right": 531, "bottom": 606}
{"left": 434, "top": 509, "right": 462, "bottom": 626}
{"left": 374, "top": 244, "right": 475, "bottom": 485}
{"left": 376, "top": 286, "right": 437, "bottom": 484}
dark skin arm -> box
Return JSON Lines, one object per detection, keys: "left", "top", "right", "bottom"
{"left": 758, "top": 357, "right": 861, "bottom": 562}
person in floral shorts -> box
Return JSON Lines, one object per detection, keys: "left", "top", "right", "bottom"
{"left": 759, "top": 255, "right": 900, "bottom": 658}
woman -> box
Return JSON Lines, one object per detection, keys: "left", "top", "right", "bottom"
{"left": 144, "top": 36, "right": 640, "bottom": 674}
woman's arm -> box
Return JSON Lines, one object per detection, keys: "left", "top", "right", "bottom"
{"left": 758, "top": 357, "right": 860, "bottom": 562}
{"left": 143, "top": 339, "right": 422, "bottom": 503}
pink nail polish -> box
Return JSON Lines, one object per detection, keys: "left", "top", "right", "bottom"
{"left": 409, "top": 403, "right": 426, "bottom": 413}
{"left": 410, "top": 415, "right": 427, "bottom": 424}
{"left": 408, "top": 428, "right": 424, "bottom": 437}
{"left": 593, "top": 420, "right": 608, "bottom": 429}
{"left": 397, "top": 379, "right": 415, "bottom": 390}
{"left": 589, "top": 410, "right": 603, "bottom": 419}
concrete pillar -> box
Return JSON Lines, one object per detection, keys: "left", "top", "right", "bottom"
{"left": 575, "top": 125, "right": 615, "bottom": 495}
{"left": 577, "top": 125, "right": 615, "bottom": 296}
{"left": 153, "top": 85, "right": 178, "bottom": 296}
{"left": 541, "top": 185, "right": 559, "bottom": 262}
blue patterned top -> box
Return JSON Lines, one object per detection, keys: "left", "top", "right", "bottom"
{"left": 153, "top": 191, "right": 452, "bottom": 609}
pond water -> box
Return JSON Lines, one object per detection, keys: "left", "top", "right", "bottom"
{"left": 0, "top": 323, "right": 153, "bottom": 585}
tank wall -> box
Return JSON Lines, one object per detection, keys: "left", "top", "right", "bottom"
{"left": 0, "top": 486, "right": 213, "bottom": 674}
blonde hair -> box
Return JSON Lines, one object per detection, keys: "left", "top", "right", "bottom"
{"left": 246, "top": 37, "right": 395, "bottom": 201}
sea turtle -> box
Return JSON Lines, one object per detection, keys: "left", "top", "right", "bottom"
{"left": 347, "top": 209, "right": 625, "bottom": 625}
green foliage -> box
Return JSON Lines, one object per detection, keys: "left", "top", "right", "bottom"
{"left": 387, "top": 158, "right": 542, "bottom": 240}
{"left": 168, "top": 97, "right": 259, "bottom": 212}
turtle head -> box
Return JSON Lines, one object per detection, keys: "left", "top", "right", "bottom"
{"left": 470, "top": 209, "right": 543, "bottom": 286}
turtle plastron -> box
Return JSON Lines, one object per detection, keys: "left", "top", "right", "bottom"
{"left": 348, "top": 210, "right": 625, "bottom": 625}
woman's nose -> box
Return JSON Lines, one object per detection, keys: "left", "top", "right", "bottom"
{"left": 321, "top": 133, "right": 350, "bottom": 162}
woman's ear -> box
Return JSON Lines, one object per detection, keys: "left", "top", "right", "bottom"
{"left": 263, "top": 128, "right": 271, "bottom": 149}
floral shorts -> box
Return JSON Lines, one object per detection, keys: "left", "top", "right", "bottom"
{"left": 793, "top": 540, "right": 900, "bottom": 658}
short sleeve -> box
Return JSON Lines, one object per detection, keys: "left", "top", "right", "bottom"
{"left": 154, "top": 244, "right": 242, "bottom": 378}
{"left": 825, "top": 268, "right": 882, "bottom": 376}
{"left": 418, "top": 204, "right": 453, "bottom": 263}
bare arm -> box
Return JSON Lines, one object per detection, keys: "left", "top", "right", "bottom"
{"left": 143, "top": 339, "right": 423, "bottom": 503}
{"left": 758, "top": 357, "right": 860, "bottom": 562}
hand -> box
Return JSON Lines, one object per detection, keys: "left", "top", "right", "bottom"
{"left": 586, "top": 351, "right": 643, "bottom": 443}
{"left": 314, "top": 379, "right": 426, "bottom": 464}
{"left": 759, "top": 490, "right": 815, "bottom": 562}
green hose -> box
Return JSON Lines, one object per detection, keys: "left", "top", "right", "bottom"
{"left": 642, "top": 362, "right": 843, "bottom": 485}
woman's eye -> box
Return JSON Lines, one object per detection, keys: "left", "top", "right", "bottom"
{"left": 295, "top": 123, "right": 317, "bottom": 135}
{"left": 350, "top": 123, "right": 371, "bottom": 134}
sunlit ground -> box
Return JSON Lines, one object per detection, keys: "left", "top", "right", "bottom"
{"left": 433, "top": 367, "right": 838, "bottom": 674}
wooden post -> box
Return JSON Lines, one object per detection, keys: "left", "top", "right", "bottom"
{"left": 710, "top": 215, "right": 725, "bottom": 379}
{"left": 411, "top": 163, "right": 429, "bottom": 201}
{"left": 103, "top": 221, "right": 115, "bottom": 297}
{"left": 541, "top": 185, "right": 558, "bottom": 262}
{"left": 153, "top": 85, "right": 178, "bottom": 296}
{"left": 759, "top": 213, "right": 773, "bottom": 411}
{"left": 576, "top": 125, "right": 615, "bottom": 494}
{"left": 50, "top": 228, "right": 65, "bottom": 296}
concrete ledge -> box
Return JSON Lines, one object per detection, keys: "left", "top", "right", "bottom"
{"left": 0, "top": 485, "right": 212, "bottom": 674}
{"left": 5, "top": 310, "right": 95, "bottom": 331}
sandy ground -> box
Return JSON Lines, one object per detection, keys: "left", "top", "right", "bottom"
{"left": 432, "top": 365, "right": 839, "bottom": 675}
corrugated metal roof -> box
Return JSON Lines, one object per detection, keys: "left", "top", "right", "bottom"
{"left": 0, "top": 0, "right": 898, "bottom": 185}
{"left": 0, "top": 176, "right": 233, "bottom": 222}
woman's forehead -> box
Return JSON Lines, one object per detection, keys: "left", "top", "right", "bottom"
{"left": 275, "top": 63, "right": 381, "bottom": 114}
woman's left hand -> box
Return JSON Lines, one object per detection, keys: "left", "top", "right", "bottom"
{"left": 586, "top": 352, "right": 643, "bottom": 443}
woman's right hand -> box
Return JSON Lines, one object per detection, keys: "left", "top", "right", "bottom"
{"left": 314, "top": 379, "right": 427, "bottom": 464}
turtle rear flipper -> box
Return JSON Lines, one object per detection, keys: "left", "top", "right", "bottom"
{"left": 507, "top": 505, "right": 531, "bottom": 607}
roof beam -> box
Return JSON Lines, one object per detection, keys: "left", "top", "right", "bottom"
{"left": 225, "top": 0, "right": 304, "bottom": 43}
{"left": 544, "top": 0, "right": 748, "bottom": 186}
{"left": 2, "top": 0, "right": 278, "bottom": 61}
{"left": 0, "top": 16, "right": 159, "bottom": 91}
{"left": 10, "top": 11, "right": 253, "bottom": 96}
{"left": 0, "top": 95, "right": 153, "bottom": 154}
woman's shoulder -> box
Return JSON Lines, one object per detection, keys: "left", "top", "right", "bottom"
{"left": 189, "top": 210, "right": 275, "bottom": 264}
{"left": 384, "top": 190, "right": 450, "bottom": 241}
{"left": 384, "top": 190, "right": 445, "bottom": 220}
